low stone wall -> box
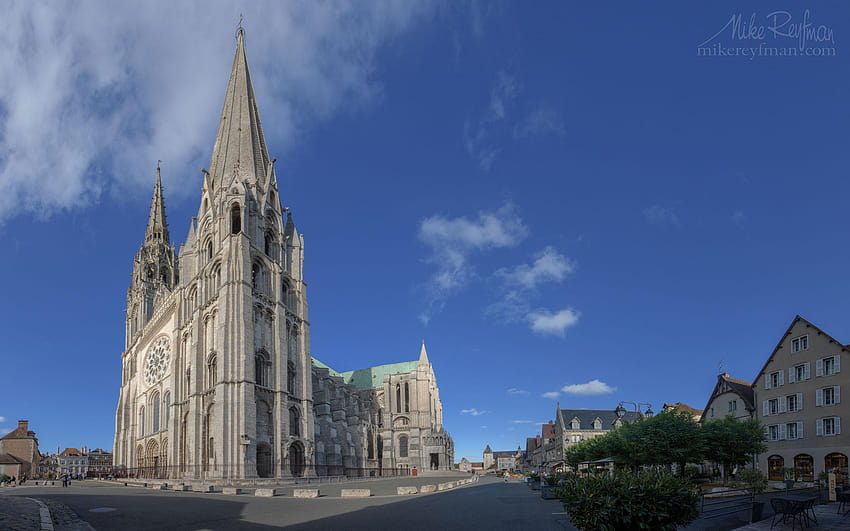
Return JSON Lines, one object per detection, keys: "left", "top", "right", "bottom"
{"left": 396, "top": 486, "right": 418, "bottom": 495}
{"left": 255, "top": 488, "right": 277, "bottom": 497}
{"left": 437, "top": 481, "right": 455, "bottom": 491}
{"left": 193, "top": 485, "right": 214, "bottom": 493}
{"left": 341, "top": 489, "right": 371, "bottom": 498}
{"left": 174, "top": 485, "right": 191, "bottom": 491}
{"left": 420, "top": 484, "right": 436, "bottom": 493}
{"left": 222, "top": 487, "right": 243, "bottom": 495}
{"left": 293, "top": 489, "right": 319, "bottom": 498}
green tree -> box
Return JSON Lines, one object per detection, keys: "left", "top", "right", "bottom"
{"left": 702, "top": 415, "right": 767, "bottom": 482}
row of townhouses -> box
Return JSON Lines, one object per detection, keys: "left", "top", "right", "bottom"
{"left": 483, "top": 315, "right": 847, "bottom": 482}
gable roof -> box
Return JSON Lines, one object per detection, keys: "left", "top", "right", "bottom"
{"left": 559, "top": 408, "right": 639, "bottom": 430}
{"left": 0, "top": 453, "right": 25, "bottom": 465}
{"left": 0, "top": 425, "right": 35, "bottom": 441}
{"left": 311, "top": 357, "right": 342, "bottom": 378}
{"left": 754, "top": 315, "right": 849, "bottom": 386}
{"left": 663, "top": 402, "right": 704, "bottom": 416}
{"left": 700, "top": 373, "right": 755, "bottom": 421}
{"left": 311, "top": 357, "right": 420, "bottom": 390}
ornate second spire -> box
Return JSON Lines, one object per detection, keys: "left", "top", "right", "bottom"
{"left": 207, "top": 25, "right": 271, "bottom": 191}
{"left": 145, "top": 161, "right": 170, "bottom": 244}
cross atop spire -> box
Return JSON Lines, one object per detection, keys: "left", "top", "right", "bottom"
{"left": 208, "top": 24, "right": 270, "bottom": 191}
{"left": 145, "top": 162, "right": 169, "bottom": 244}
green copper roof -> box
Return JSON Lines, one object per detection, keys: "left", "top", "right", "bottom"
{"left": 311, "top": 357, "right": 342, "bottom": 378}
{"left": 340, "top": 361, "right": 419, "bottom": 390}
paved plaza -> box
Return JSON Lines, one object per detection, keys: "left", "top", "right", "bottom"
{"left": 0, "top": 475, "right": 572, "bottom": 530}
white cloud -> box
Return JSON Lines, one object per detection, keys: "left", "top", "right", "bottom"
{"left": 507, "top": 388, "right": 530, "bottom": 396}
{"left": 0, "top": 416, "right": 5, "bottom": 423}
{"left": 526, "top": 307, "right": 580, "bottom": 336}
{"left": 514, "top": 105, "right": 565, "bottom": 139}
{"left": 461, "top": 408, "right": 489, "bottom": 416}
{"left": 510, "top": 246, "right": 574, "bottom": 289}
{"left": 479, "top": 425, "right": 488, "bottom": 429}
{"left": 0, "top": 2, "right": 437, "bottom": 223}
{"left": 561, "top": 379, "right": 616, "bottom": 396}
{"left": 464, "top": 71, "right": 519, "bottom": 170}
{"left": 541, "top": 391, "right": 560, "bottom": 400}
{"left": 418, "top": 202, "right": 528, "bottom": 323}
{"left": 510, "top": 420, "right": 538, "bottom": 424}
{"left": 643, "top": 205, "right": 680, "bottom": 226}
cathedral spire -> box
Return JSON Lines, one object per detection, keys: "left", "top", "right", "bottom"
{"left": 419, "top": 340, "right": 430, "bottom": 365}
{"left": 208, "top": 25, "right": 271, "bottom": 190}
{"left": 145, "top": 161, "right": 170, "bottom": 244}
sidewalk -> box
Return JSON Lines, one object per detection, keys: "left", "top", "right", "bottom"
{"left": 0, "top": 493, "right": 48, "bottom": 530}
{"left": 733, "top": 503, "right": 849, "bottom": 530}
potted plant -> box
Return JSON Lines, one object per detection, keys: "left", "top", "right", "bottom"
{"left": 782, "top": 467, "right": 798, "bottom": 490}
{"left": 541, "top": 474, "right": 561, "bottom": 499}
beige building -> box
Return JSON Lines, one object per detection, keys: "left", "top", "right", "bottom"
{"left": 754, "top": 316, "right": 848, "bottom": 482}
{"left": 113, "top": 28, "right": 452, "bottom": 480}
{"left": 0, "top": 420, "right": 40, "bottom": 478}
{"left": 700, "top": 374, "right": 754, "bottom": 422}
{"left": 662, "top": 402, "right": 704, "bottom": 421}
{"left": 554, "top": 407, "right": 639, "bottom": 470}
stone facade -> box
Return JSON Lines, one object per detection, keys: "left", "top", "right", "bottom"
{"left": 0, "top": 420, "right": 40, "bottom": 477}
{"left": 113, "top": 28, "right": 452, "bottom": 480}
{"left": 753, "top": 316, "right": 849, "bottom": 482}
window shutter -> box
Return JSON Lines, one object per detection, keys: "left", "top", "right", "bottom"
{"left": 816, "top": 359, "right": 824, "bottom": 377}
{"left": 816, "top": 388, "right": 823, "bottom": 406}
{"left": 763, "top": 400, "right": 769, "bottom": 416}
{"left": 779, "top": 396, "right": 787, "bottom": 413}
{"left": 836, "top": 355, "right": 841, "bottom": 373}
{"left": 836, "top": 417, "right": 841, "bottom": 435}
{"left": 788, "top": 368, "right": 796, "bottom": 384}
{"left": 836, "top": 386, "right": 841, "bottom": 404}
{"left": 797, "top": 421, "right": 804, "bottom": 439}
{"left": 764, "top": 425, "right": 770, "bottom": 439}
{"left": 765, "top": 376, "right": 771, "bottom": 390}
{"left": 779, "top": 424, "right": 787, "bottom": 440}
{"left": 797, "top": 392, "right": 803, "bottom": 410}
{"left": 805, "top": 363, "right": 811, "bottom": 380}
{"left": 816, "top": 418, "right": 823, "bottom": 436}
{"left": 778, "top": 371, "right": 785, "bottom": 386}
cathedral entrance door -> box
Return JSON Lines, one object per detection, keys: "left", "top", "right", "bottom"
{"left": 430, "top": 453, "right": 439, "bottom": 470}
{"left": 256, "top": 444, "right": 272, "bottom": 478}
{"left": 289, "top": 442, "right": 305, "bottom": 477}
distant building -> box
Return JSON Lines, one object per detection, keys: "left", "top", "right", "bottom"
{"left": 482, "top": 445, "right": 521, "bottom": 472}
{"left": 58, "top": 448, "right": 88, "bottom": 477}
{"left": 753, "top": 316, "right": 849, "bottom": 482}
{"left": 555, "top": 407, "right": 640, "bottom": 471}
{"left": 700, "top": 373, "right": 755, "bottom": 422}
{"left": 662, "top": 402, "right": 704, "bottom": 421}
{"left": 0, "top": 420, "right": 40, "bottom": 478}
{"left": 87, "top": 449, "right": 113, "bottom": 478}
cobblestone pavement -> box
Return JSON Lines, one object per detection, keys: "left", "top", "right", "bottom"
{"left": 42, "top": 498, "right": 95, "bottom": 531}
{"left": 0, "top": 493, "right": 43, "bottom": 530}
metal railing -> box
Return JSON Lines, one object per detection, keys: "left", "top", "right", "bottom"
{"left": 700, "top": 486, "right": 755, "bottom": 522}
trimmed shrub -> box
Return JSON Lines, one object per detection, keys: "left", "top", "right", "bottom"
{"left": 556, "top": 469, "right": 701, "bottom": 530}
{"left": 734, "top": 468, "right": 767, "bottom": 494}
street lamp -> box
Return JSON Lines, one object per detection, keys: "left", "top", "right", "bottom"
{"left": 615, "top": 401, "right": 653, "bottom": 420}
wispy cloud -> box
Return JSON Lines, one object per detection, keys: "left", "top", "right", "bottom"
{"left": 511, "top": 419, "right": 539, "bottom": 424}
{"left": 464, "top": 71, "right": 519, "bottom": 170}
{"left": 0, "top": 3, "right": 437, "bottom": 223}
{"left": 0, "top": 428, "right": 11, "bottom": 435}
{"left": 514, "top": 105, "right": 565, "bottom": 140}
{"left": 461, "top": 408, "right": 489, "bottom": 416}
{"left": 561, "top": 379, "right": 616, "bottom": 396}
{"left": 418, "top": 202, "right": 528, "bottom": 323}
{"left": 731, "top": 210, "right": 746, "bottom": 226}
{"left": 527, "top": 308, "right": 580, "bottom": 336}
{"left": 643, "top": 205, "right": 680, "bottom": 226}
{"left": 508, "top": 246, "right": 574, "bottom": 290}
{"left": 507, "top": 388, "right": 530, "bottom": 396}
{"left": 541, "top": 391, "right": 560, "bottom": 400}
{"left": 0, "top": 416, "right": 5, "bottom": 423}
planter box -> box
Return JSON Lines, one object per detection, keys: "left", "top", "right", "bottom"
{"left": 531, "top": 481, "right": 541, "bottom": 491}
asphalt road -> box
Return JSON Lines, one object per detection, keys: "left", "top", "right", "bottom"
{"left": 5, "top": 476, "right": 572, "bottom": 530}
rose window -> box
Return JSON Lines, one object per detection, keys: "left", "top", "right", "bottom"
{"left": 144, "top": 336, "right": 172, "bottom": 386}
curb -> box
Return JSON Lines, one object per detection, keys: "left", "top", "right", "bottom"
{"left": 25, "top": 497, "right": 53, "bottom": 531}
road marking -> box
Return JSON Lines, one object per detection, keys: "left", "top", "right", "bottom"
{"left": 89, "top": 507, "right": 117, "bottom": 513}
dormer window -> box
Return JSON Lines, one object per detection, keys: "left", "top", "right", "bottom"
{"left": 593, "top": 418, "right": 602, "bottom": 430}
{"left": 571, "top": 418, "right": 580, "bottom": 430}
{"left": 791, "top": 335, "right": 809, "bottom": 353}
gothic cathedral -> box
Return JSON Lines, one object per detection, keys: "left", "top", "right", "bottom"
{"left": 113, "top": 29, "right": 453, "bottom": 480}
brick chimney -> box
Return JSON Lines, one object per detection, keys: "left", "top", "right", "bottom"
{"left": 17, "top": 420, "right": 28, "bottom": 432}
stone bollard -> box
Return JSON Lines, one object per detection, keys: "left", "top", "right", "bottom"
{"left": 175, "top": 485, "right": 191, "bottom": 491}
{"left": 437, "top": 481, "right": 455, "bottom": 491}
{"left": 293, "top": 489, "right": 320, "bottom": 498}
{"left": 154, "top": 483, "right": 167, "bottom": 490}
{"left": 222, "top": 487, "right": 243, "bottom": 495}
{"left": 340, "top": 489, "right": 370, "bottom": 498}
{"left": 397, "top": 486, "right": 418, "bottom": 495}
{"left": 255, "top": 488, "right": 277, "bottom": 497}
{"left": 420, "top": 484, "right": 437, "bottom": 493}
{"left": 193, "top": 485, "right": 214, "bottom": 493}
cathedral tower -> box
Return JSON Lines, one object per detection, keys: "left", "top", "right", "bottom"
{"left": 115, "top": 27, "right": 313, "bottom": 479}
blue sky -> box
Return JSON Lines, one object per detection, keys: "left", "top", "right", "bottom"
{"left": 1, "top": 2, "right": 848, "bottom": 463}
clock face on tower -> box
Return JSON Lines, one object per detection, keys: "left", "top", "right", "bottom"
{"left": 144, "top": 336, "right": 172, "bottom": 386}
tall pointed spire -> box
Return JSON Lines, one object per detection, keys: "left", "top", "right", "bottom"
{"left": 419, "top": 340, "right": 430, "bottom": 365}
{"left": 145, "top": 162, "right": 170, "bottom": 244}
{"left": 208, "top": 25, "right": 271, "bottom": 190}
